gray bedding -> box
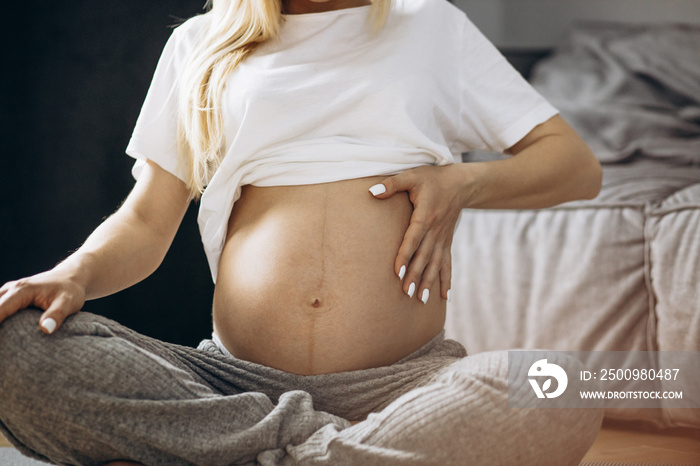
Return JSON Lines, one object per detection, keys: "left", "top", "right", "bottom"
{"left": 529, "top": 21, "right": 700, "bottom": 165}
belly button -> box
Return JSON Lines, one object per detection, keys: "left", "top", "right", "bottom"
{"left": 311, "top": 298, "right": 321, "bottom": 308}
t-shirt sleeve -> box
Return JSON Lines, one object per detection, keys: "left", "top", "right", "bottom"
{"left": 449, "top": 15, "right": 559, "bottom": 155}
{"left": 125, "top": 23, "right": 191, "bottom": 182}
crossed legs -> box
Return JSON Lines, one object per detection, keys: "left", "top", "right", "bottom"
{"left": 0, "top": 309, "right": 602, "bottom": 465}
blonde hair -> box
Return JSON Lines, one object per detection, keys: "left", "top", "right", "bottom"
{"left": 177, "top": 0, "right": 392, "bottom": 199}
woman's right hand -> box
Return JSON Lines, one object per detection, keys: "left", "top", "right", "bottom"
{"left": 0, "top": 269, "right": 87, "bottom": 334}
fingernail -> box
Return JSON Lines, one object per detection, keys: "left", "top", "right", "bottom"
{"left": 41, "top": 318, "right": 57, "bottom": 334}
{"left": 447, "top": 289, "right": 452, "bottom": 303}
{"left": 369, "top": 184, "right": 386, "bottom": 196}
{"left": 421, "top": 289, "right": 429, "bottom": 304}
{"left": 407, "top": 282, "right": 416, "bottom": 298}
{"left": 398, "top": 265, "right": 406, "bottom": 280}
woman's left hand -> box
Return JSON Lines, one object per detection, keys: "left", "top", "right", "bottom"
{"left": 369, "top": 164, "right": 470, "bottom": 304}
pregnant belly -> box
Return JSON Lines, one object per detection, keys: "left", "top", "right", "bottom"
{"left": 212, "top": 175, "right": 446, "bottom": 375}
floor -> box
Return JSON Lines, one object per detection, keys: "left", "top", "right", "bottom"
{"left": 2, "top": 421, "right": 699, "bottom": 465}
{"left": 581, "top": 420, "right": 700, "bottom": 465}
{"left": 0, "top": 435, "right": 11, "bottom": 448}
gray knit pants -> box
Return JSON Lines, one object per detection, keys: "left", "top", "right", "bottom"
{"left": 0, "top": 309, "right": 603, "bottom": 465}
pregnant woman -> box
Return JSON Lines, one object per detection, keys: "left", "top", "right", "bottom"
{"left": 0, "top": 0, "right": 603, "bottom": 464}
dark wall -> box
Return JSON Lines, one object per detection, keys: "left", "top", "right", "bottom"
{"left": 1, "top": 1, "right": 214, "bottom": 346}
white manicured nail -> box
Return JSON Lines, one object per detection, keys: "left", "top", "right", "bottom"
{"left": 447, "top": 289, "right": 452, "bottom": 303}
{"left": 41, "top": 318, "right": 57, "bottom": 334}
{"left": 398, "top": 265, "right": 406, "bottom": 280}
{"left": 421, "top": 289, "right": 429, "bottom": 304}
{"left": 407, "top": 282, "right": 416, "bottom": 298}
{"left": 369, "top": 184, "right": 386, "bottom": 196}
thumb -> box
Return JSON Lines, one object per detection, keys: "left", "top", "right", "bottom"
{"left": 368, "top": 172, "right": 413, "bottom": 199}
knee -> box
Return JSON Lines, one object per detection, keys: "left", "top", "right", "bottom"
{"left": 0, "top": 308, "right": 44, "bottom": 363}
{"left": 0, "top": 308, "right": 104, "bottom": 400}
{"left": 0, "top": 306, "right": 42, "bottom": 332}
{"left": 504, "top": 351, "right": 604, "bottom": 465}
{"left": 512, "top": 353, "right": 604, "bottom": 464}
{"left": 0, "top": 309, "right": 55, "bottom": 393}
{"left": 431, "top": 351, "right": 603, "bottom": 465}
{"left": 0, "top": 310, "right": 49, "bottom": 422}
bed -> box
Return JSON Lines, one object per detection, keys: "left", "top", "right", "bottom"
{"left": 445, "top": 21, "right": 700, "bottom": 430}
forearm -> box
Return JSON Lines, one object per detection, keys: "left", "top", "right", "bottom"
{"left": 52, "top": 209, "right": 174, "bottom": 301}
{"left": 50, "top": 160, "right": 190, "bottom": 301}
{"left": 458, "top": 118, "right": 602, "bottom": 210}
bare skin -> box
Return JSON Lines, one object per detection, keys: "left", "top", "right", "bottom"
{"left": 282, "top": 0, "right": 371, "bottom": 15}
{"left": 213, "top": 176, "right": 446, "bottom": 375}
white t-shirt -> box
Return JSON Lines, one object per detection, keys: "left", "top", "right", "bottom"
{"left": 126, "top": 0, "right": 558, "bottom": 282}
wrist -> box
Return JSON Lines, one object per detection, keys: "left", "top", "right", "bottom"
{"left": 51, "top": 253, "right": 94, "bottom": 297}
{"left": 448, "top": 162, "right": 481, "bottom": 210}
